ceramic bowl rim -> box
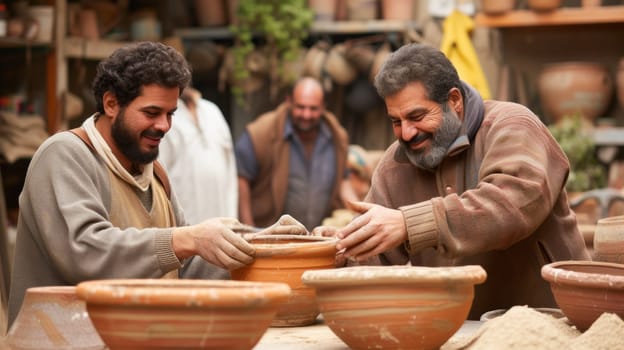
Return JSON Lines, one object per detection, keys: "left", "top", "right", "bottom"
{"left": 541, "top": 260, "right": 624, "bottom": 289}
{"left": 76, "top": 279, "right": 291, "bottom": 306}
{"left": 25, "top": 286, "right": 77, "bottom": 295}
{"left": 301, "top": 265, "right": 487, "bottom": 287}
{"left": 596, "top": 215, "right": 624, "bottom": 224}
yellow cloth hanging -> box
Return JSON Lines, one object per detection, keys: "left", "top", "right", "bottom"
{"left": 440, "top": 10, "right": 491, "bottom": 100}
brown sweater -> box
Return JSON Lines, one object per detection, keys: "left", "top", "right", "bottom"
{"left": 246, "top": 103, "right": 349, "bottom": 228}
{"left": 367, "top": 100, "right": 590, "bottom": 319}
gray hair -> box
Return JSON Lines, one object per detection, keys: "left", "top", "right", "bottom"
{"left": 373, "top": 43, "right": 465, "bottom": 104}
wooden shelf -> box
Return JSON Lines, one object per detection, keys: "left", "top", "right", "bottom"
{"left": 310, "top": 19, "right": 419, "bottom": 34}
{"left": 175, "top": 19, "right": 418, "bottom": 40}
{"left": 0, "top": 38, "right": 53, "bottom": 49}
{"left": 476, "top": 5, "right": 624, "bottom": 28}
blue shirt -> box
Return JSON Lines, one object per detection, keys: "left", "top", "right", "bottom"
{"left": 235, "top": 117, "right": 337, "bottom": 230}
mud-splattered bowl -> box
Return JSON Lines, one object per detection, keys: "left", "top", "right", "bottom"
{"left": 76, "top": 279, "right": 291, "bottom": 349}
{"left": 302, "top": 265, "right": 487, "bottom": 349}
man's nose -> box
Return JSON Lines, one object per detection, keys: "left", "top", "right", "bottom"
{"left": 154, "top": 114, "right": 171, "bottom": 132}
{"left": 402, "top": 123, "right": 418, "bottom": 141}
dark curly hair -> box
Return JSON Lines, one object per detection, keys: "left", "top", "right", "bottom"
{"left": 93, "top": 41, "right": 191, "bottom": 113}
{"left": 374, "top": 43, "right": 465, "bottom": 105}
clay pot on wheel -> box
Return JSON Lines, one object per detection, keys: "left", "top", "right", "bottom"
{"left": 537, "top": 62, "right": 614, "bottom": 124}
{"left": 6, "top": 286, "right": 105, "bottom": 350}
{"left": 231, "top": 235, "right": 338, "bottom": 327}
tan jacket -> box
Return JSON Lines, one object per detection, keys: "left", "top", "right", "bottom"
{"left": 367, "top": 100, "right": 590, "bottom": 319}
{"left": 246, "top": 103, "right": 349, "bottom": 228}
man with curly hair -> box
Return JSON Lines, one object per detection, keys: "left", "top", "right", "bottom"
{"left": 7, "top": 42, "right": 255, "bottom": 328}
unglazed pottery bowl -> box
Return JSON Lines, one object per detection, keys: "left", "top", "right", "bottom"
{"left": 7, "top": 286, "right": 106, "bottom": 350}
{"left": 301, "top": 265, "right": 487, "bottom": 350}
{"left": 541, "top": 260, "right": 624, "bottom": 331}
{"left": 76, "top": 279, "right": 291, "bottom": 350}
{"left": 231, "top": 234, "right": 338, "bottom": 327}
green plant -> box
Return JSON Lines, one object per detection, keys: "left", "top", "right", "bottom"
{"left": 548, "top": 114, "right": 607, "bottom": 192}
{"left": 230, "top": 0, "right": 313, "bottom": 103}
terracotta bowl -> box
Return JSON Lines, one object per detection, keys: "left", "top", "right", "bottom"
{"left": 231, "top": 235, "right": 338, "bottom": 327}
{"left": 7, "top": 286, "right": 106, "bottom": 350}
{"left": 76, "top": 279, "right": 291, "bottom": 350}
{"left": 301, "top": 265, "right": 487, "bottom": 349}
{"left": 541, "top": 260, "right": 624, "bottom": 331}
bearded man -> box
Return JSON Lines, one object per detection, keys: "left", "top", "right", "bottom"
{"left": 329, "top": 43, "right": 590, "bottom": 320}
{"left": 8, "top": 42, "right": 255, "bottom": 328}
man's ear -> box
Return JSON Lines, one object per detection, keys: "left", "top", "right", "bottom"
{"left": 448, "top": 87, "right": 463, "bottom": 120}
{"left": 102, "top": 91, "right": 119, "bottom": 118}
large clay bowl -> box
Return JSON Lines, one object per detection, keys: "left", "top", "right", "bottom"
{"left": 231, "top": 235, "right": 338, "bottom": 327}
{"left": 6, "top": 286, "right": 105, "bottom": 350}
{"left": 541, "top": 260, "right": 624, "bottom": 331}
{"left": 301, "top": 265, "right": 487, "bottom": 350}
{"left": 76, "top": 279, "right": 291, "bottom": 350}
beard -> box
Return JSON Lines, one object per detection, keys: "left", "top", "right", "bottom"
{"left": 111, "top": 108, "right": 163, "bottom": 164}
{"left": 400, "top": 107, "right": 463, "bottom": 170}
{"left": 291, "top": 113, "right": 321, "bottom": 133}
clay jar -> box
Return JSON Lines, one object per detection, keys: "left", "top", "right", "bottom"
{"left": 537, "top": 62, "right": 614, "bottom": 124}
{"left": 76, "top": 279, "right": 291, "bottom": 350}
{"left": 6, "top": 286, "right": 105, "bottom": 350}
{"left": 541, "top": 260, "right": 624, "bottom": 331}
{"left": 230, "top": 235, "right": 338, "bottom": 327}
{"left": 593, "top": 215, "right": 624, "bottom": 263}
{"left": 301, "top": 265, "right": 487, "bottom": 349}
{"left": 480, "top": 0, "right": 516, "bottom": 15}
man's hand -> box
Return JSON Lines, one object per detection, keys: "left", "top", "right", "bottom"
{"left": 172, "top": 218, "right": 256, "bottom": 270}
{"left": 336, "top": 201, "right": 407, "bottom": 262}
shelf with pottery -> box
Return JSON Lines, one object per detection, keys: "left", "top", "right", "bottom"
{"left": 475, "top": 5, "right": 624, "bottom": 27}
{"left": 174, "top": 19, "right": 419, "bottom": 41}
{"left": 62, "top": 36, "right": 130, "bottom": 60}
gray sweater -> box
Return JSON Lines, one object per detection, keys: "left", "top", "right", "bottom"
{"left": 8, "top": 131, "right": 226, "bottom": 328}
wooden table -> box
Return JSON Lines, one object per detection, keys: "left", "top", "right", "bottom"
{"left": 254, "top": 318, "right": 484, "bottom": 349}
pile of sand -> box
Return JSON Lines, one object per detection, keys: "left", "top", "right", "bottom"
{"left": 442, "top": 305, "right": 624, "bottom": 350}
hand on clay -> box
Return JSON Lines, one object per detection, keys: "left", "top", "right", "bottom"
{"left": 256, "top": 214, "right": 310, "bottom": 236}
{"left": 311, "top": 225, "right": 339, "bottom": 237}
{"left": 173, "top": 217, "right": 256, "bottom": 270}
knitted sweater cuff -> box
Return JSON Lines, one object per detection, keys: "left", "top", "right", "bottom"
{"left": 399, "top": 200, "right": 438, "bottom": 253}
{"left": 155, "top": 230, "right": 182, "bottom": 272}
